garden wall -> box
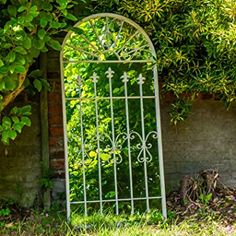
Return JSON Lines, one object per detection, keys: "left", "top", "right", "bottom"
{"left": 1, "top": 49, "right": 236, "bottom": 207}
{"left": 0, "top": 100, "right": 41, "bottom": 207}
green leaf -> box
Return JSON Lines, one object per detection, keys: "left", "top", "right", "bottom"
{"left": 1, "top": 131, "right": 10, "bottom": 145}
{"left": 7, "top": 5, "right": 17, "bottom": 17}
{"left": 29, "top": 69, "right": 42, "bottom": 78}
{"left": 29, "top": 6, "right": 39, "bottom": 17}
{"left": 0, "top": 59, "right": 4, "bottom": 67}
{"left": 65, "top": 13, "right": 77, "bottom": 21}
{"left": 18, "top": 6, "right": 27, "bottom": 12}
{"left": 40, "top": 17, "right": 48, "bottom": 28}
{"left": 10, "top": 107, "right": 19, "bottom": 115}
{"left": 100, "top": 153, "right": 110, "bottom": 161}
{"left": 23, "top": 37, "right": 32, "bottom": 49}
{"left": 14, "top": 65, "right": 26, "bottom": 74}
{"left": 47, "top": 39, "right": 61, "bottom": 51}
{"left": 21, "top": 116, "right": 31, "bottom": 126}
{"left": 38, "top": 29, "right": 46, "bottom": 40}
{"left": 33, "top": 79, "right": 42, "bottom": 91}
{"left": 89, "top": 151, "right": 97, "bottom": 158}
{"left": 8, "top": 130, "right": 17, "bottom": 140}
{"left": 13, "top": 123, "right": 23, "bottom": 133}
{"left": 21, "top": 105, "right": 31, "bottom": 115}
{"left": 2, "top": 117, "right": 11, "bottom": 129}
{"left": 0, "top": 66, "right": 7, "bottom": 74}
{"left": 0, "top": 80, "right": 5, "bottom": 90}
{"left": 57, "top": 0, "right": 68, "bottom": 9}
{"left": 12, "top": 116, "right": 19, "bottom": 123}
{"left": 4, "top": 78, "right": 17, "bottom": 90}
{"left": 14, "top": 46, "right": 27, "bottom": 55}
{"left": 50, "top": 21, "right": 66, "bottom": 29}
{"left": 6, "top": 51, "right": 16, "bottom": 63}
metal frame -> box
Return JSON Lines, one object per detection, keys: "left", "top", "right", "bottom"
{"left": 60, "top": 13, "right": 167, "bottom": 220}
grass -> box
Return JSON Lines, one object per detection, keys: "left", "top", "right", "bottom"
{"left": 0, "top": 207, "right": 235, "bottom": 236}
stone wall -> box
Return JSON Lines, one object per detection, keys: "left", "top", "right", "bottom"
{"left": 0, "top": 101, "right": 41, "bottom": 207}
{"left": 162, "top": 99, "right": 236, "bottom": 190}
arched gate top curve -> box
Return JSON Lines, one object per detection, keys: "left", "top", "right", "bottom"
{"left": 61, "top": 13, "right": 157, "bottom": 63}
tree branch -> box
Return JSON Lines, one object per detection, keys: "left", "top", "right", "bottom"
{"left": 0, "top": 71, "right": 28, "bottom": 112}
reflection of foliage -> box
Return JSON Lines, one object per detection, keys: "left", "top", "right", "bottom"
{"left": 63, "top": 16, "right": 153, "bottom": 62}
{"left": 63, "top": 16, "right": 162, "bottom": 213}
{"left": 66, "top": 67, "right": 161, "bottom": 212}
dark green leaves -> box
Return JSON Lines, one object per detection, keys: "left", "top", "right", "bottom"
{"left": 7, "top": 5, "right": 17, "bottom": 17}
{"left": 22, "top": 37, "right": 32, "bottom": 49}
{"left": 14, "top": 65, "right": 25, "bottom": 74}
{"left": 40, "top": 18, "right": 48, "bottom": 28}
{"left": 38, "top": 29, "right": 46, "bottom": 39}
{"left": 65, "top": 13, "right": 77, "bottom": 21}
{"left": 33, "top": 79, "right": 42, "bottom": 92}
{"left": 0, "top": 105, "right": 31, "bottom": 144}
{"left": 47, "top": 39, "right": 61, "bottom": 51}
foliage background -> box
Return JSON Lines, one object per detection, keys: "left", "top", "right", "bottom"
{"left": 89, "top": 0, "right": 236, "bottom": 123}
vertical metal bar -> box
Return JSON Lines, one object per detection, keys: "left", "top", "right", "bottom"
{"left": 138, "top": 74, "right": 150, "bottom": 212}
{"left": 106, "top": 67, "right": 119, "bottom": 215}
{"left": 60, "top": 57, "right": 71, "bottom": 221}
{"left": 122, "top": 72, "right": 134, "bottom": 214}
{"left": 92, "top": 73, "right": 103, "bottom": 214}
{"left": 153, "top": 66, "right": 167, "bottom": 218}
{"left": 78, "top": 77, "right": 88, "bottom": 216}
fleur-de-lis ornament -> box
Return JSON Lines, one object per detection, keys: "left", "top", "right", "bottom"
{"left": 105, "top": 67, "right": 115, "bottom": 79}
{"left": 121, "top": 72, "right": 129, "bottom": 83}
{"left": 91, "top": 72, "right": 99, "bottom": 83}
{"left": 137, "top": 73, "right": 145, "bottom": 85}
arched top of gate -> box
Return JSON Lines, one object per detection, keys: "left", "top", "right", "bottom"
{"left": 61, "top": 13, "right": 157, "bottom": 63}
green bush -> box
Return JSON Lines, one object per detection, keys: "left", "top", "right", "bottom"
{"left": 0, "top": 0, "right": 77, "bottom": 144}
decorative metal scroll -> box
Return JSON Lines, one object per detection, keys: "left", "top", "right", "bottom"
{"left": 61, "top": 13, "right": 166, "bottom": 219}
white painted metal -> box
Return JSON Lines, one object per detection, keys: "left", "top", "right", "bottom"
{"left": 122, "top": 72, "right": 134, "bottom": 214}
{"left": 106, "top": 67, "right": 119, "bottom": 215}
{"left": 60, "top": 13, "right": 167, "bottom": 220}
{"left": 92, "top": 72, "right": 103, "bottom": 214}
{"left": 78, "top": 78, "right": 88, "bottom": 216}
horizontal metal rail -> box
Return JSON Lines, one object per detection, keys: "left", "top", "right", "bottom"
{"left": 65, "top": 95, "right": 157, "bottom": 101}
{"left": 71, "top": 196, "right": 162, "bottom": 204}
{"left": 63, "top": 60, "right": 154, "bottom": 64}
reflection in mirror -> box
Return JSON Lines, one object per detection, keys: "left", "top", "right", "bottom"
{"left": 61, "top": 14, "right": 165, "bottom": 217}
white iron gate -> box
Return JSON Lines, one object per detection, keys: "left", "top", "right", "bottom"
{"left": 60, "top": 13, "right": 166, "bottom": 219}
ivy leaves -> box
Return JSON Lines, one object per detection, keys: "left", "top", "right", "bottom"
{"left": 0, "top": 105, "right": 31, "bottom": 144}
{"left": 0, "top": 0, "right": 77, "bottom": 144}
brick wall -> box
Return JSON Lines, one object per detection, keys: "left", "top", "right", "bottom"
{"left": 46, "top": 50, "right": 66, "bottom": 198}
